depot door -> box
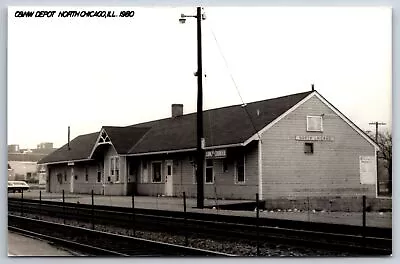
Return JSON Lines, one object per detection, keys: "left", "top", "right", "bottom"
{"left": 70, "top": 167, "right": 74, "bottom": 193}
{"left": 164, "top": 161, "right": 173, "bottom": 196}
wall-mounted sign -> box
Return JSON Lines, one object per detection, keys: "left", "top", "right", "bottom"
{"left": 68, "top": 162, "right": 74, "bottom": 166}
{"left": 295, "top": 135, "right": 334, "bottom": 141}
{"left": 206, "top": 149, "right": 226, "bottom": 159}
{"left": 359, "top": 156, "right": 376, "bottom": 184}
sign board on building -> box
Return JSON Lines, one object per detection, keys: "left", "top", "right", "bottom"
{"left": 359, "top": 156, "right": 376, "bottom": 184}
{"left": 68, "top": 162, "right": 74, "bottom": 166}
{"left": 295, "top": 135, "right": 334, "bottom": 141}
{"left": 206, "top": 149, "right": 227, "bottom": 159}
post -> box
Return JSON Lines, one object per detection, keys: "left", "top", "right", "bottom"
{"left": 39, "top": 190, "right": 42, "bottom": 219}
{"left": 307, "top": 196, "right": 310, "bottom": 222}
{"left": 62, "top": 189, "right": 65, "bottom": 224}
{"left": 362, "top": 195, "right": 366, "bottom": 240}
{"left": 91, "top": 190, "right": 94, "bottom": 230}
{"left": 183, "top": 192, "right": 188, "bottom": 246}
{"left": 196, "top": 6, "right": 205, "bottom": 209}
{"left": 68, "top": 126, "right": 71, "bottom": 150}
{"left": 256, "top": 193, "right": 260, "bottom": 256}
{"left": 132, "top": 194, "right": 135, "bottom": 236}
{"left": 369, "top": 121, "right": 386, "bottom": 195}
{"left": 21, "top": 189, "right": 24, "bottom": 216}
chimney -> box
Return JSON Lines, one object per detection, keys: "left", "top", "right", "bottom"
{"left": 311, "top": 84, "right": 315, "bottom": 91}
{"left": 171, "top": 104, "right": 183, "bottom": 118}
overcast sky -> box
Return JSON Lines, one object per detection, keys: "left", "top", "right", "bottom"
{"left": 7, "top": 6, "right": 391, "bottom": 149}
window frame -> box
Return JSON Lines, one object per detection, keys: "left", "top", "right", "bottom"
{"left": 222, "top": 159, "right": 228, "bottom": 173}
{"left": 304, "top": 142, "right": 314, "bottom": 154}
{"left": 85, "top": 167, "right": 89, "bottom": 182}
{"left": 141, "top": 160, "right": 148, "bottom": 183}
{"left": 97, "top": 163, "right": 102, "bottom": 183}
{"left": 205, "top": 159, "right": 214, "bottom": 184}
{"left": 151, "top": 161, "right": 163, "bottom": 183}
{"left": 306, "top": 115, "right": 323, "bottom": 132}
{"left": 109, "top": 156, "right": 120, "bottom": 182}
{"left": 235, "top": 155, "right": 246, "bottom": 184}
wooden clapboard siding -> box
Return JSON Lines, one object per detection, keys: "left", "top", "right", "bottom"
{"left": 260, "top": 95, "right": 376, "bottom": 199}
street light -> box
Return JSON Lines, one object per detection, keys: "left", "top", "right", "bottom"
{"left": 179, "top": 7, "right": 206, "bottom": 209}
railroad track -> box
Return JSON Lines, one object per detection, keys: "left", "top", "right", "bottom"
{"left": 8, "top": 198, "right": 392, "bottom": 255}
{"left": 8, "top": 214, "right": 235, "bottom": 256}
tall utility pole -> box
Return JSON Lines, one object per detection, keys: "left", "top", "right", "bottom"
{"left": 180, "top": 7, "right": 205, "bottom": 208}
{"left": 369, "top": 121, "right": 386, "bottom": 195}
{"left": 369, "top": 121, "right": 386, "bottom": 143}
{"left": 195, "top": 7, "right": 205, "bottom": 209}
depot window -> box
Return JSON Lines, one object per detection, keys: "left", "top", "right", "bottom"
{"left": 85, "top": 167, "right": 89, "bottom": 182}
{"left": 307, "top": 116, "right": 323, "bottom": 132}
{"left": 205, "top": 159, "right": 214, "bottom": 184}
{"left": 152, "top": 162, "right": 162, "bottom": 183}
{"left": 236, "top": 156, "right": 245, "bottom": 183}
{"left": 110, "top": 157, "right": 120, "bottom": 182}
{"left": 304, "top": 143, "right": 314, "bottom": 154}
{"left": 97, "top": 164, "right": 101, "bottom": 183}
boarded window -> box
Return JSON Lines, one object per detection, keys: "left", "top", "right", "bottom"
{"left": 152, "top": 162, "right": 162, "bottom": 183}
{"left": 205, "top": 159, "right": 213, "bottom": 183}
{"left": 307, "top": 116, "right": 323, "bottom": 132}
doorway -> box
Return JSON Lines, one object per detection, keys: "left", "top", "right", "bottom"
{"left": 70, "top": 167, "right": 74, "bottom": 193}
{"left": 164, "top": 160, "right": 173, "bottom": 196}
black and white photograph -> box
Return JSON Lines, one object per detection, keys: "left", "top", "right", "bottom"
{"left": 7, "top": 5, "right": 392, "bottom": 257}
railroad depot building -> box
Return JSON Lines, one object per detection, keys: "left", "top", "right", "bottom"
{"left": 38, "top": 90, "right": 379, "bottom": 200}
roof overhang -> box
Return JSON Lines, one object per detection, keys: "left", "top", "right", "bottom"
{"left": 124, "top": 143, "right": 244, "bottom": 157}
{"left": 39, "top": 158, "right": 94, "bottom": 166}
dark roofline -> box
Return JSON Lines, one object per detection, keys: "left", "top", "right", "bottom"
{"left": 314, "top": 91, "right": 379, "bottom": 150}
{"left": 125, "top": 91, "right": 313, "bottom": 128}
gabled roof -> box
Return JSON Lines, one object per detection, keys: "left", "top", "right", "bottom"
{"left": 38, "top": 132, "right": 99, "bottom": 164}
{"left": 101, "top": 126, "right": 151, "bottom": 154}
{"left": 38, "top": 90, "right": 321, "bottom": 164}
{"left": 129, "top": 91, "right": 313, "bottom": 154}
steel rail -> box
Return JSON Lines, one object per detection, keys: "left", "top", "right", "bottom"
{"left": 8, "top": 214, "right": 235, "bottom": 257}
{"left": 8, "top": 198, "right": 392, "bottom": 255}
{"left": 8, "top": 226, "right": 128, "bottom": 256}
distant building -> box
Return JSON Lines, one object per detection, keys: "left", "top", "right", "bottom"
{"left": 8, "top": 163, "right": 15, "bottom": 180}
{"left": 8, "top": 142, "right": 56, "bottom": 183}
{"left": 8, "top": 144, "right": 20, "bottom": 153}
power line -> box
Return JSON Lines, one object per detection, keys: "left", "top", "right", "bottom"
{"left": 206, "top": 22, "right": 262, "bottom": 142}
{"left": 368, "top": 121, "right": 386, "bottom": 143}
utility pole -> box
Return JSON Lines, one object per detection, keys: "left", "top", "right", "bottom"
{"left": 369, "top": 122, "right": 386, "bottom": 143}
{"left": 369, "top": 121, "right": 386, "bottom": 196}
{"left": 195, "top": 6, "right": 205, "bottom": 209}
{"left": 180, "top": 7, "right": 205, "bottom": 208}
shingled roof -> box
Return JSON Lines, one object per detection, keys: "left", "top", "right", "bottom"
{"left": 38, "top": 132, "right": 99, "bottom": 164}
{"left": 38, "top": 91, "right": 313, "bottom": 164}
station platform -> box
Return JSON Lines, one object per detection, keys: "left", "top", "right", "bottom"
{"left": 8, "top": 231, "right": 75, "bottom": 256}
{"left": 8, "top": 190, "right": 392, "bottom": 228}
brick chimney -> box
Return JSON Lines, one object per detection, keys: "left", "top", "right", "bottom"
{"left": 171, "top": 104, "right": 183, "bottom": 118}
